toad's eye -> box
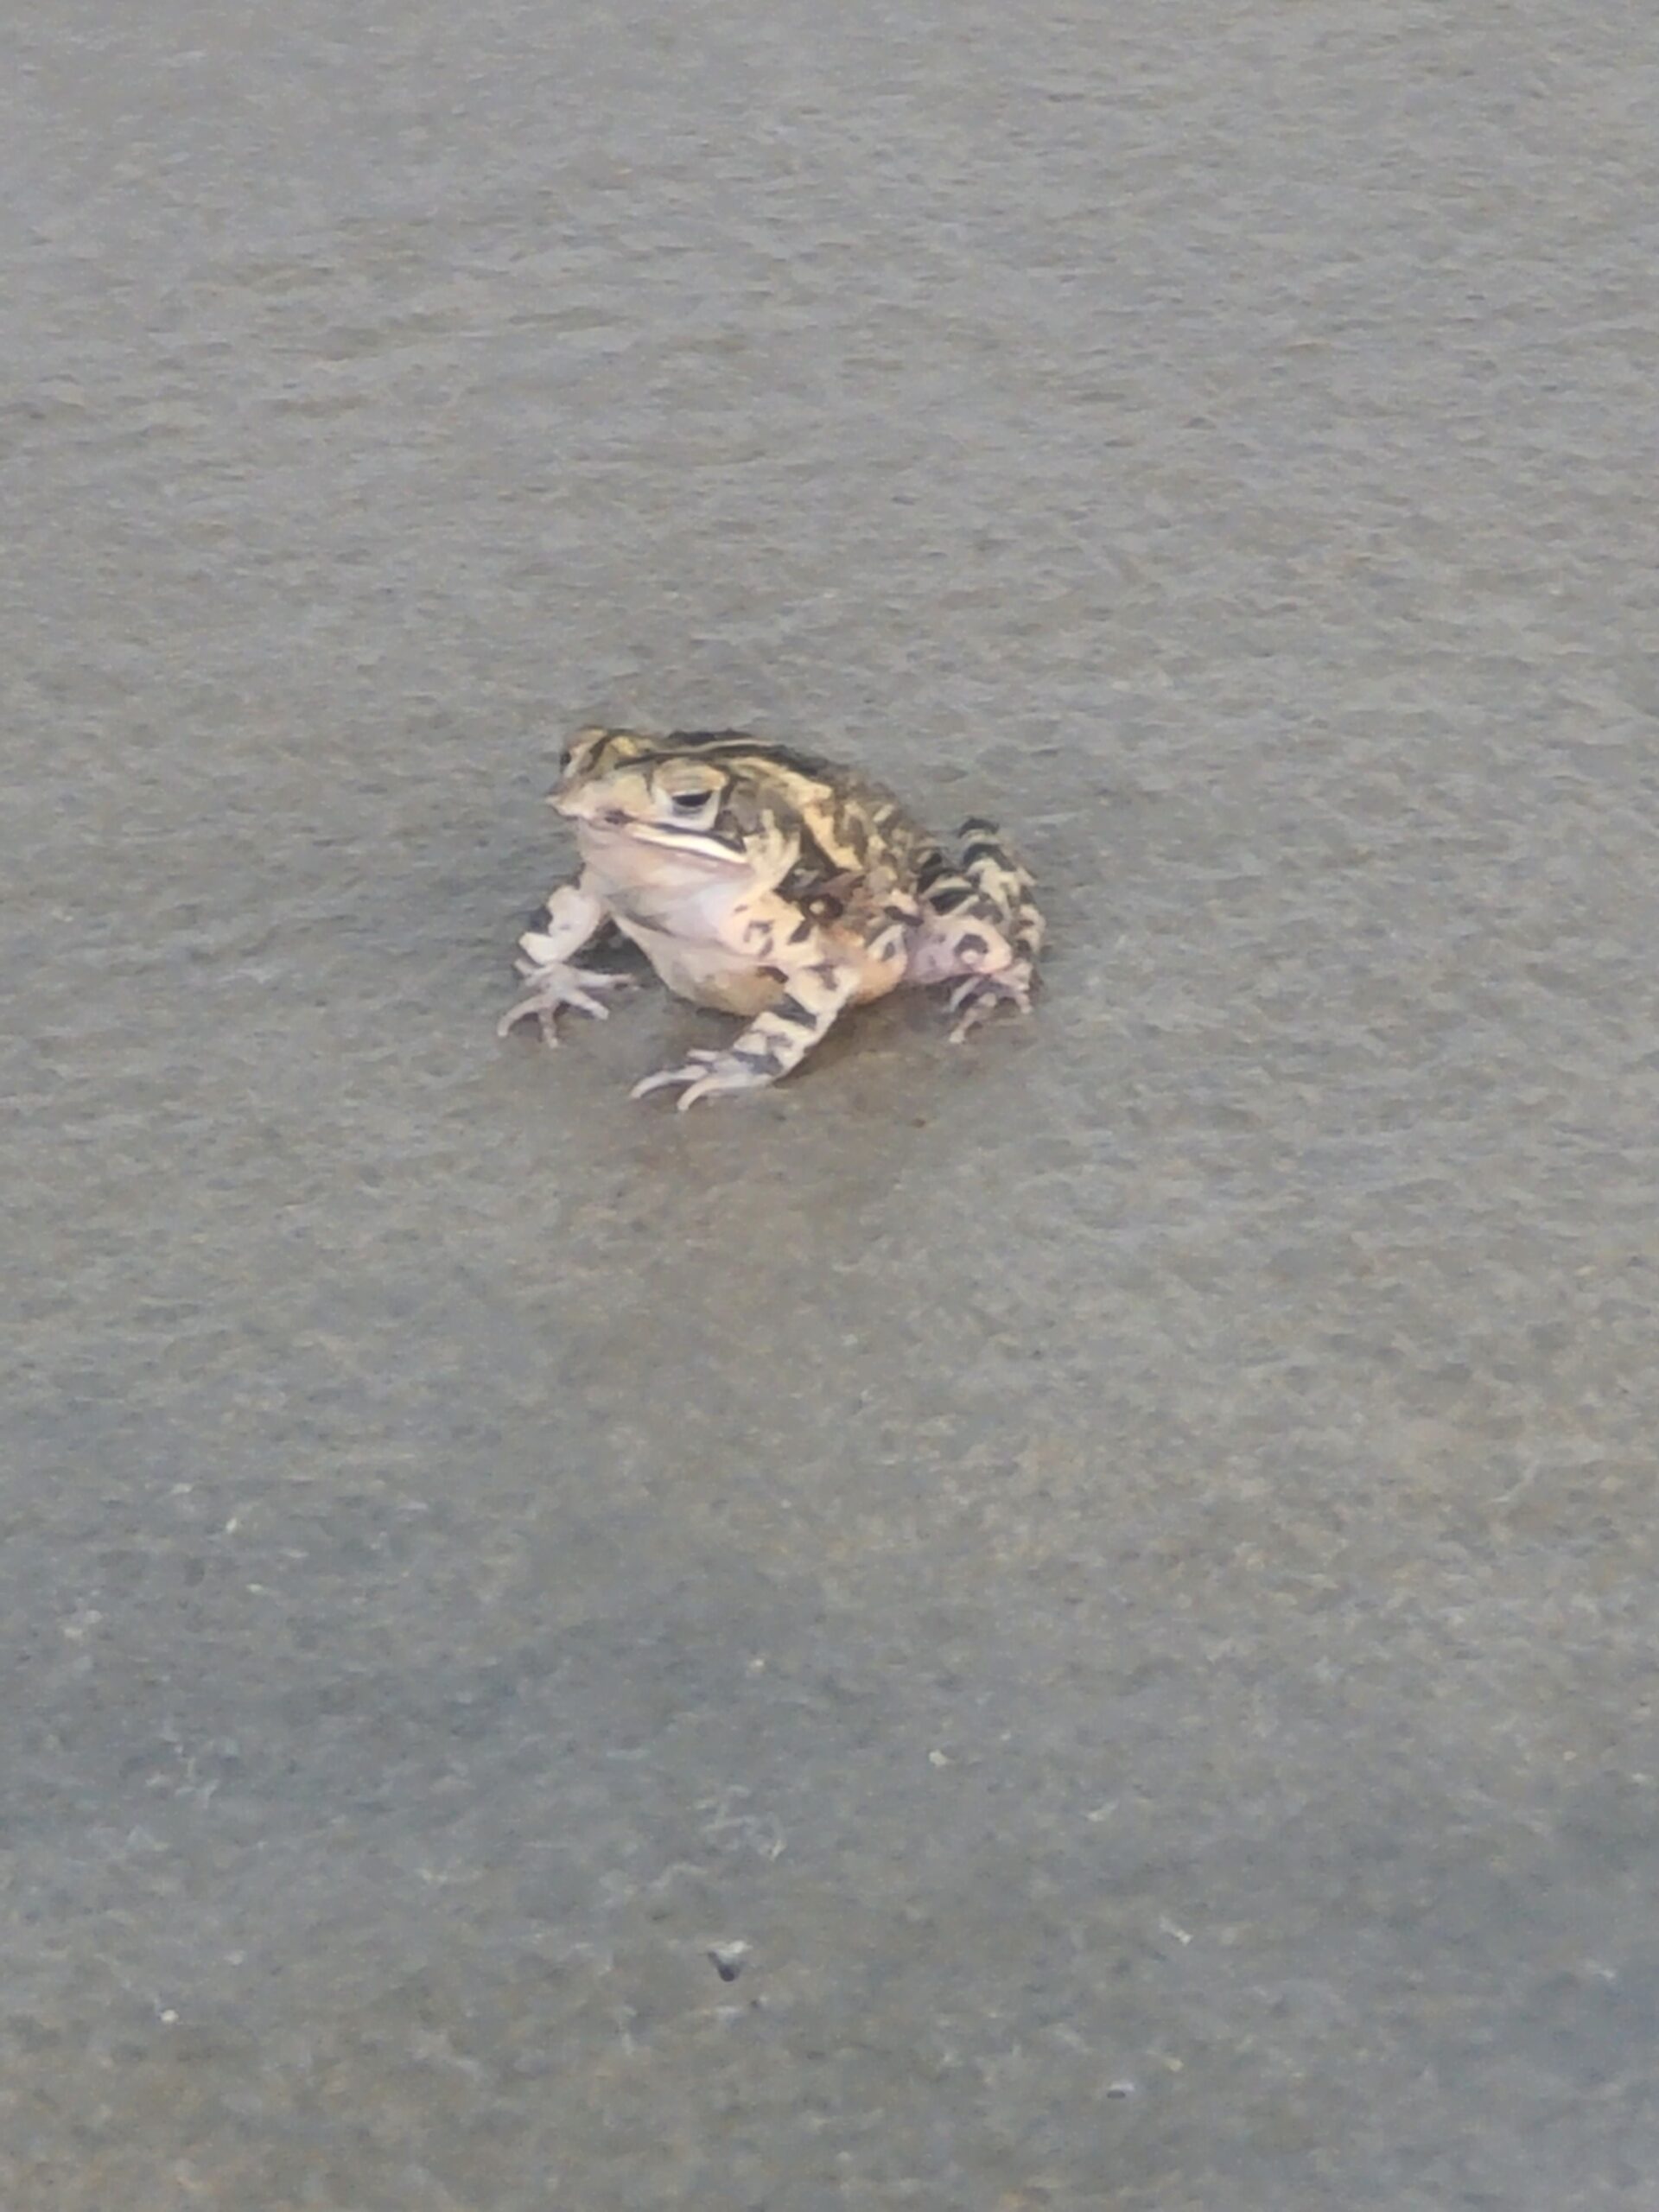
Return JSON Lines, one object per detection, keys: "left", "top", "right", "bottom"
{"left": 671, "top": 790, "right": 715, "bottom": 814}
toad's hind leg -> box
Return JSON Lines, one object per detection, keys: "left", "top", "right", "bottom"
{"left": 632, "top": 947, "right": 861, "bottom": 1109}
{"left": 919, "top": 817, "right": 1046, "bottom": 1043}
{"left": 957, "top": 816, "right": 1045, "bottom": 967}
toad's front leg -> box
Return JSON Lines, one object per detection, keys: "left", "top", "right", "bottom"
{"left": 498, "top": 879, "right": 632, "bottom": 1045}
{"left": 632, "top": 947, "right": 860, "bottom": 1109}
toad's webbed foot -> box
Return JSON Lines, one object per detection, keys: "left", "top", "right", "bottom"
{"left": 630, "top": 1046, "right": 782, "bottom": 1111}
{"left": 498, "top": 958, "right": 633, "bottom": 1046}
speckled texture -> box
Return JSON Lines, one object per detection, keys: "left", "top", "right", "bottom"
{"left": 6, "top": 1, "right": 1659, "bottom": 2205}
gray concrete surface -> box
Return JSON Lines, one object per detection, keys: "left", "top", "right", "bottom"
{"left": 5, "top": 1, "right": 1658, "bottom": 2204}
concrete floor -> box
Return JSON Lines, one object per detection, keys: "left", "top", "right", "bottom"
{"left": 5, "top": 2, "right": 1658, "bottom": 2204}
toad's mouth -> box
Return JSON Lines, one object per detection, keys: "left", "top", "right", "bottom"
{"left": 572, "top": 808, "right": 749, "bottom": 868}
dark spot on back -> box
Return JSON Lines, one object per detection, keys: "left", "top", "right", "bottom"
{"left": 927, "top": 884, "right": 973, "bottom": 914}
{"left": 796, "top": 820, "right": 841, "bottom": 877}
{"left": 836, "top": 810, "right": 869, "bottom": 862}
{"left": 779, "top": 819, "right": 850, "bottom": 907}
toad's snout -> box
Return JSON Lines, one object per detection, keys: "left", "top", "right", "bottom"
{"left": 549, "top": 787, "right": 625, "bottom": 830}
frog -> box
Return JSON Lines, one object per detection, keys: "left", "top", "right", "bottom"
{"left": 498, "top": 726, "right": 1044, "bottom": 1108}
